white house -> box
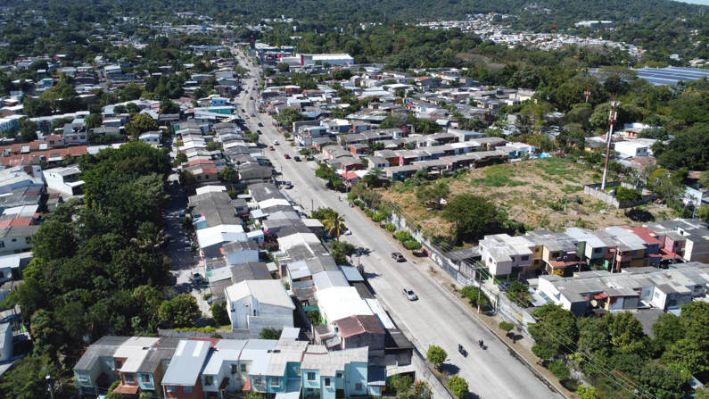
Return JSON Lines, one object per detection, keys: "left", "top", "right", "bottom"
{"left": 138, "top": 131, "right": 162, "bottom": 146}
{"left": 43, "top": 165, "right": 84, "bottom": 197}
{"left": 479, "top": 234, "right": 534, "bottom": 276}
{"left": 224, "top": 280, "right": 295, "bottom": 334}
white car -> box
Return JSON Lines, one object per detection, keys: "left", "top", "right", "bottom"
{"left": 273, "top": 140, "right": 280, "bottom": 145}
{"left": 403, "top": 288, "right": 418, "bottom": 301}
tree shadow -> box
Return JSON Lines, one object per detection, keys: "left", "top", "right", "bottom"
{"left": 439, "top": 363, "right": 460, "bottom": 375}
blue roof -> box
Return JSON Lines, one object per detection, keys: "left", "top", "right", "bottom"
{"left": 635, "top": 66, "right": 709, "bottom": 86}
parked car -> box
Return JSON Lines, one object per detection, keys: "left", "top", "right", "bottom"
{"left": 403, "top": 288, "right": 418, "bottom": 301}
{"left": 306, "top": 155, "right": 315, "bottom": 161}
{"left": 257, "top": 129, "right": 262, "bottom": 135}
{"left": 258, "top": 122, "right": 263, "bottom": 127}
{"left": 293, "top": 155, "right": 301, "bottom": 162}
{"left": 269, "top": 145, "right": 275, "bottom": 151}
{"left": 284, "top": 154, "right": 291, "bottom": 159}
{"left": 273, "top": 140, "right": 280, "bottom": 145}
{"left": 391, "top": 252, "right": 406, "bottom": 262}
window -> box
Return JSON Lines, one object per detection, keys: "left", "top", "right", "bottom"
{"left": 184, "top": 387, "right": 193, "bottom": 393}
{"left": 11, "top": 238, "right": 16, "bottom": 242}
{"left": 166, "top": 385, "right": 176, "bottom": 393}
{"left": 271, "top": 379, "right": 280, "bottom": 388}
{"left": 324, "top": 378, "right": 331, "bottom": 387}
{"left": 141, "top": 374, "right": 151, "bottom": 383}
{"left": 336, "top": 372, "right": 342, "bottom": 379}
{"left": 25, "top": 236, "right": 31, "bottom": 244}
{"left": 355, "top": 383, "right": 363, "bottom": 391}
{"left": 0, "top": 241, "right": 4, "bottom": 248}
{"left": 521, "top": 255, "right": 529, "bottom": 261}
{"left": 307, "top": 372, "right": 316, "bottom": 381}
{"left": 124, "top": 373, "right": 135, "bottom": 383}
{"left": 205, "top": 375, "right": 214, "bottom": 386}
{"left": 240, "top": 364, "right": 247, "bottom": 373}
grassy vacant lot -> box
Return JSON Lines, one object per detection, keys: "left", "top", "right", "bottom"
{"left": 380, "top": 158, "right": 675, "bottom": 239}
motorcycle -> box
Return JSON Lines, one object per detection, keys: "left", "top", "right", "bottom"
{"left": 478, "top": 340, "right": 487, "bottom": 350}
{"left": 458, "top": 344, "right": 468, "bottom": 357}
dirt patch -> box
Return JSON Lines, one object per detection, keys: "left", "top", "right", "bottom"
{"left": 380, "top": 158, "right": 675, "bottom": 240}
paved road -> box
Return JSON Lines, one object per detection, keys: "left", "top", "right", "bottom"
{"left": 233, "top": 49, "right": 560, "bottom": 399}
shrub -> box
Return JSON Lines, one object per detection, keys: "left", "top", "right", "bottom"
{"left": 210, "top": 302, "right": 230, "bottom": 326}
{"left": 447, "top": 375, "right": 469, "bottom": 399}
{"left": 384, "top": 223, "right": 396, "bottom": 232}
{"left": 615, "top": 186, "right": 642, "bottom": 202}
{"left": 394, "top": 230, "right": 413, "bottom": 242}
{"left": 460, "top": 285, "right": 490, "bottom": 309}
{"left": 426, "top": 345, "right": 447, "bottom": 369}
{"left": 548, "top": 360, "right": 571, "bottom": 380}
{"left": 499, "top": 321, "right": 515, "bottom": 332}
{"left": 403, "top": 240, "right": 422, "bottom": 250}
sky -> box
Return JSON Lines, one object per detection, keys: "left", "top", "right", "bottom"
{"left": 673, "top": 0, "right": 709, "bottom": 5}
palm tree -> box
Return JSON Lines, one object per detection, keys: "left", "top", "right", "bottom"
{"left": 322, "top": 211, "right": 346, "bottom": 241}
{"left": 131, "top": 222, "right": 167, "bottom": 251}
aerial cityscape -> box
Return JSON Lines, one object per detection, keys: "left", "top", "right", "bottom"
{"left": 0, "top": 1, "right": 707, "bottom": 399}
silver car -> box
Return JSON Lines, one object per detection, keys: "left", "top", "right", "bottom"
{"left": 403, "top": 288, "right": 418, "bottom": 301}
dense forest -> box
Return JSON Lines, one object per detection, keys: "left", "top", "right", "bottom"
{"left": 1, "top": 0, "right": 708, "bottom": 61}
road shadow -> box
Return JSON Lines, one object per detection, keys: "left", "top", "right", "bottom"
{"left": 363, "top": 271, "right": 381, "bottom": 280}
{"left": 463, "top": 392, "right": 480, "bottom": 399}
{"left": 440, "top": 363, "right": 460, "bottom": 375}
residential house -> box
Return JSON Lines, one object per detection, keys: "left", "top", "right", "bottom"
{"left": 42, "top": 164, "right": 84, "bottom": 197}
{"left": 478, "top": 234, "right": 534, "bottom": 277}
{"left": 161, "top": 339, "right": 211, "bottom": 399}
{"left": 224, "top": 280, "right": 295, "bottom": 334}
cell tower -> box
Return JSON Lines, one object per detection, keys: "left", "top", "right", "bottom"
{"left": 600, "top": 100, "right": 619, "bottom": 191}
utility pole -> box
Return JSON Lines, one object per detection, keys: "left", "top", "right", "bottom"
{"left": 46, "top": 375, "right": 55, "bottom": 399}
{"left": 600, "top": 100, "right": 619, "bottom": 191}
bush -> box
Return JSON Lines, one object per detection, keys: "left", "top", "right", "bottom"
{"left": 548, "top": 360, "right": 571, "bottom": 380}
{"left": 460, "top": 285, "right": 490, "bottom": 309}
{"left": 394, "top": 230, "right": 413, "bottom": 242}
{"left": 426, "top": 345, "right": 447, "bottom": 369}
{"left": 259, "top": 328, "right": 282, "bottom": 339}
{"left": 403, "top": 240, "right": 422, "bottom": 250}
{"left": 447, "top": 375, "right": 469, "bottom": 399}
{"left": 385, "top": 223, "right": 396, "bottom": 232}
{"left": 615, "top": 186, "right": 642, "bottom": 202}
{"left": 499, "top": 321, "right": 515, "bottom": 332}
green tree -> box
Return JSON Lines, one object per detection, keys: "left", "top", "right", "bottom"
{"left": 211, "top": 301, "right": 230, "bottom": 326}
{"left": 661, "top": 338, "right": 708, "bottom": 376}
{"left": 529, "top": 304, "right": 578, "bottom": 358}
{"left": 158, "top": 294, "right": 201, "bottom": 328}
{"left": 460, "top": 285, "right": 489, "bottom": 309}
{"left": 442, "top": 194, "right": 506, "bottom": 242}
{"left": 679, "top": 300, "right": 709, "bottom": 343}
{"left": 274, "top": 108, "right": 303, "bottom": 130}
{"left": 0, "top": 355, "right": 62, "bottom": 399}
{"left": 160, "top": 99, "right": 180, "bottom": 114}
{"left": 84, "top": 113, "right": 103, "bottom": 129}
{"left": 276, "top": 63, "right": 290, "bottom": 73}
{"left": 653, "top": 124, "right": 709, "bottom": 171}
{"left": 447, "top": 375, "right": 469, "bottom": 399}
{"left": 609, "top": 312, "right": 648, "bottom": 355}
{"left": 506, "top": 281, "right": 531, "bottom": 307}
{"left": 636, "top": 364, "right": 688, "bottom": 399}
{"left": 652, "top": 313, "right": 684, "bottom": 351}
{"left": 18, "top": 117, "right": 37, "bottom": 142}
{"left": 548, "top": 359, "right": 570, "bottom": 380}
{"left": 125, "top": 113, "right": 159, "bottom": 139}
{"left": 577, "top": 316, "right": 611, "bottom": 357}
{"left": 426, "top": 345, "right": 447, "bottom": 370}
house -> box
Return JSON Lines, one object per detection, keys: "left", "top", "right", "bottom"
{"left": 111, "top": 337, "right": 161, "bottom": 396}
{"left": 0, "top": 225, "right": 39, "bottom": 256}
{"left": 139, "top": 131, "right": 162, "bottom": 145}
{"left": 63, "top": 123, "right": 88, "bottom": 145}
{"left": 74, "top": 336, "right": 130, "bottom": 396}
{"left": 224, "top": 280, "right": 295, "bottom": 334}
{"left": 0, "top": 321, "right": 12, "bottom": 362}
{"left": 42, "top": 165, "right": 84, "bottom": 197}
{"left": 0, "top": 251, "right": 32, "bottom": 283}
{"left": 223, "top": 240, "right": 260, "bottom": 266}
{"left": 478, "top": 234, "right": 534, "bottom": 277}
{"left": 301, "top": 345, "right": 377, "bottom": 399}
{"left": 161, "top": 339, "right": 212, "bottom": 399}
{"left": 645, "top": 219, "right": 709, "bottom": 263}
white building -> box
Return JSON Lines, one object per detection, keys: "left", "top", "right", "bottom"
{"left": 479, "top": 234, "right": 534, "bottom": 276}
{"left": 614, "top": 139, "right": 656, "bottom": 159}
{"left": 43, "top": 165, "right": 84, "bottom": 197}
{"left": 224, "top": 280, "right": 295, "bottom": 334}
{"left": 138, "top": 131, "right": 161, "bottom": 146}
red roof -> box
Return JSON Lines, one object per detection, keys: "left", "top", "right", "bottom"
{"left": 340, "top": 171, "right": 360, "bottom": 182}
{"left": 0, "top": 145, "right": 88, "bottom": 166}
{"left": 624, "top": 226, "right": 661, "bottom": 245}
{"left": 333, "top": 315, "right": 385, "bottom": 338}
{"left": 113, "top": 383, "right": 139, "bottom": 395}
